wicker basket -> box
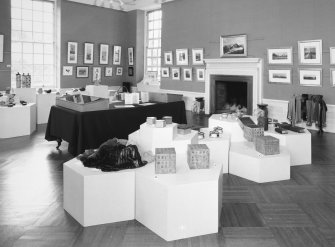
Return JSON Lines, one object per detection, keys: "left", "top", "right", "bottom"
{"left": 255, "top": 136, "right": 279, "bottom": 155}
{"left": 238, "top": 117, "right": 256, "bottom": 129}
{"left": 243, "top": 124, "right": 264, "bottom": 142}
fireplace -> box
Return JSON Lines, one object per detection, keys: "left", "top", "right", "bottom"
{"left": 204, "top": 58, "right": 263, "bottom": 114}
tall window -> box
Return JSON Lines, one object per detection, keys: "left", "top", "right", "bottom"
{"left": 11, "top": 0, "right": 56, "bottom": 88}
{"left": 146, "top": 9, "right": 162, "bottom": 80}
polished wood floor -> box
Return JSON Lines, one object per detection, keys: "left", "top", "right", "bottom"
{"left": 0, "top": 111, "right": 335, "bottom": 247}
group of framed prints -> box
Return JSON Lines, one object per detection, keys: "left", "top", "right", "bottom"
{"left": 63, "top": 65, "right": 127, "bottom": 79}
{"left": 162, "top": 48, "right": 205, "bottom": 81}
{"left": 268, "top": 39, "right": 335, "bottom": 87}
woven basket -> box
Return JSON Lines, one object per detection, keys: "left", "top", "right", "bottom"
{"left": 238, "top": 117, "right": 256, "bottom": 130}
{"left": 255, "top": 136, "right": 279, "bottom": 155}
{"left": 243, "top": 124, "right": 264, "bottom": 142}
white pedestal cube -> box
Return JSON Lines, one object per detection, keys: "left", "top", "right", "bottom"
{"left": 265, "top": 126, "right": 311, "bottom": 166}
{"left": 36, "top": 93, "right": 57, "bottom": 124}
{"left": 13, "top": 88, "right": 36, "bottom": 103}
{"left": 86, "top": 85, "right": 109, "bottom": 98}
{"left": 0, "top": 103, "right": 36, "bottom": 138}
{"left": 208, "top": 114, "right": 244, "bottom": 142}
{"left": 229, "top": 142, "right": 290, "bottom": 183}
{"left": 63, "top": 158, "right": 135, "bottom": 227}
{"left": 136, "top": 155, "right": 223, "bottom": 241}
{"left": 199, "top": 128, "right": 230, "bottom": 173}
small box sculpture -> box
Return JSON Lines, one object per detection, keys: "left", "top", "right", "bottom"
{"left": 243, "top": 124, "right": 264, "bottom": 142}
{"left": 255, "top": 136, "right": 280, "bottom": 155}
{"left": 162, "top": 116, "right": 173, "bottom": 124}
{"left": 187, "top": 144, "right": 210, "bottom": 169}
{"left": 155, "top": 119, "right": 166, "bottom": 128}
{"left": 146, "top": 117, "right": 157, "bottom": 125}
{"left": 177, "top": 124, "right": 192, "bottom": 135}
{"left": 155, "top": 148, "right": 176, "bottom": 174}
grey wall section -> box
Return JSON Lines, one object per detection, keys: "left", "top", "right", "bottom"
{"left": 161, "top": 0, "right": 335, "bottom": 104}
{"left": 0, "top": 0, "right": 11, "bottom": 91}
{"left": 61, "top": 0, "right": 129, "bottom": 88}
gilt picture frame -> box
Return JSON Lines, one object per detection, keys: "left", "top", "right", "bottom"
{"left": 220, "top": 34, "right": 247, "bottom": 57}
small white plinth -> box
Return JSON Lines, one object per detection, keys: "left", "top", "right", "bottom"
{"left": 0, "top": 103, "right": 36, "bottom": 138}
{"left": 208, "top": 114, "right": 244, "bottom": 142}
{"left": 86, "top": 85, "right": 109, "bottom": 98}
{"left": 13, "top": 88, "right": 37, "bottom": 103}
{"left": 265, "top": 126, "right": 311, "bottom": 166}
{"left": 36, "top": 93, "right": 56, "bottom": 124}
{"left": 199, "top": 128, "right": 230, "bottom": 173}
{"left": 136, "top": 155, "right": 223, "bottom": 241}
{"left": 229, "top": 142, "right": 290, "bottom": 183}
{"left": 63, "top": 158, "right": 135, "bottom": 227}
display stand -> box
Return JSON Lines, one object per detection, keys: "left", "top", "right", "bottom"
{"left": 63, "top": 158, "right": 135, "bottom": 227}
{"left": 208, "top": 114, "right": 244, "bottom": 142}
{"left": 229, "top": 142, "right": 290, "bottom": 183}
{"left": 135, "top": 155, "right": 223, "bottom": 241}
{"left": 265, "top": 126, "right": 311, "bottom": 166}
{"left": 36, "top": 92, "right": 56, "bottom": 124}
{"left": 0, "top": 103, "right": 36, "bottom": 138}
{"left": 85, "top": 85, "right": 109, "bottom": 98}
{"left": 13, "top": 88, "right": 36, "bottom": 103}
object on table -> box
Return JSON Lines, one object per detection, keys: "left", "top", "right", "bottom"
{"left": 177, "top": 124, "right": 192, "bottom": 135}
{"left": 198, "top": 131, "right": 205, "bottom": 139}
{"left": 146, "top": 117, "right": 157, "bottom": 125}
{"left": 255, "top": 135, "right": 280, "bottom": 155}
{"left": 155, "top": 120, "right": 166, "bottom": 128}
{"left": 243, "top": 124, "right": 264, "bottom": 142}
{"left": 275, "top": 127, "right": 288, "bottom": 134}
{"left": 187, "top": 144, "right": 210, "bottom": 169}
{"left": 155, "top": 148, "right": 176, "bottom": 174}
{"left": 162, "top": 116, "right": 172, "bottom": 124}
{"left": 209, "top": 130, "right": 220, "bottom": 138}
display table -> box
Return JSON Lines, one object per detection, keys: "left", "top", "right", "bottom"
{"left": 208, "top": 114, "right": 244, "bottom": 142}
{"left": 0, "top": 103, "right": 36, "bottom": 138}
{"left": 135, "top": 155, "right": 223, "bottom": 241}
{"left": 36, "top": 92, "right": 57, "bottom": 124}
{"left": 265, "top": 126, "right": 311, "bottom": 166}
{"left": 63, "top": 158, "right": 135, "bottom": 227}
{"left": 229, "top": 142, "right": 290, "bottom": 183}
{"left": 45, "top": 101, "right": 187, "bottom": 156}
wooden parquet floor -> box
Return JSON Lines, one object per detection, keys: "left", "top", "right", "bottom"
{"left": 1, "top": 112, "right": 335, "bottom": 247}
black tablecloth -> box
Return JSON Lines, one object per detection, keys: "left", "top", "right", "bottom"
{"left": 45, "top": 101, "right": 187, "bottom": 156}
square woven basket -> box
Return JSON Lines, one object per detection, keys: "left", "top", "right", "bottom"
{"left": 243, "top": 124, "right": 264, "bottom": 142}
{"left": 255, "top": 136, "right": 280, "bottom": 155}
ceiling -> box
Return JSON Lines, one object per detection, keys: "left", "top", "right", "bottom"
{"left": 67, "top": 0, "right": 174, "bottom": 12}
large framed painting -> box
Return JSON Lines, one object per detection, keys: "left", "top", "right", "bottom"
{"left": 268, "top": 69, "right": 292, "bottom": 84}
{"left": 220, "top": 34, "right": 247, "bottom": 57}
{"left": 84, "top": 43, "right": 94, "bottom": 64}
{"left": 99, "top": 44, "right": 109, "bottom": 65}
{"left": 267, "top": 47, "right": 293, "bottom": 65}
{"left": 67, "top": 42, "right": 78, "bottom": 64}
{"left": 113, "top": 45, "right": 122, "bottom": 65}
{"left": 299, "top": 68, "right": 322, "bottom": 87}
{"left": 176, "top": 49, "right": 188, "bottom": 66}
{"left": 298, "top": 39, "right": 322, "bottom": 65}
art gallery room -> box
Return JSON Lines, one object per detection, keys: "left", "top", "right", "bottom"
{"left": 1, "top": 0, "right": 335, "bottom": 246}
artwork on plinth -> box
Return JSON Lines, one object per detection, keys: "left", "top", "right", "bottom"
{"left": 116, "top": 67, "right": 123, "bottom": 76}
{"left": 176, "top": 49, "right": 188, "bottom": 65}
{"left": 113, "top": 45, "right": 122, "bottom": 65}
{"left": 63, "top": 66, "right": 73, "bottom": 76}
{"left": 105, "top": 67, "right": 113, "bottom": 77}
{"left": 330, "top": 68, "right": 335, "bottom": 87}
{"left": 267, "top": 47, "right": 293, "bottom": 65}
{"left": 99, "top": 44, "right": 109, "bottom": 65}
{"left": 67, "top": 42, "right": 78, "bottom": 64}
{"left": 220, "top": 34, "right": 247, "bottom": 57}
{"left": 171, "top": 67, "right": 180, "bottom": 80}
{"left": 128, "top": 47, "right": 134, "bottom": 65}
{"left": 164, "top": 51, "right": 173, "bottom": 65}
{"left": 298, "top": 39, "right": 322, "bottom": 65}
{"left": 268, "top": 69, "right": 291, "bottom": 84}
{"left": 76, "top": 66, "right": 88, "bottom": 78}
{"left": 92, "top": 67, "right": 101, "bottom": 83}
{"left": 196, "top": 68, "right": 205, "bottom": 81}
{"left": 330, "top": 47, "right": 335, "bottom": 65}
{"left": 299, "top": 68, "right": 322, "bottom": 87}
{"left": 192, "top": 48, "right": 204, "bottom": 65}
{"left": 183, "top": 68, "right": 192, "bottom": 81}
{"left": 161, "top": 67, "right": 169, "bottom": 78}
{"left": 84, "top": 43, "right": 94, "bottom": 64}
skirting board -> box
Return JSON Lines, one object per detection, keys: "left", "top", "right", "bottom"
{"left": 263, "top": 98, "right": 335, "bottom": 133}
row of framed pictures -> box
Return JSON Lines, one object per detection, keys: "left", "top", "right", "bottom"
{"left": 268, "top": 40, "right": 335, "bottom": 65}
{"left": 163, "top": 48, "right": 204, "bottom": 66}
{"left": 67, "top": 41, "right": 134, "bottom": 66}
{"left": 161, "top": 67, "right": 205, "bottom": 81}
{"left": 269, "top": 68, "right": 335, "bottom": 87}
{"left": 63, "top": 66, "right": 134, "bottom": 79}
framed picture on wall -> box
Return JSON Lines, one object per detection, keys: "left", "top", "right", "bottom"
{"left": 92, "top": 67, "right": 101, "bottom": 82}
{"left": 171, "top": 67, "right": 180, "bottom": 80}
{"left": 116, "top": 67, "right": 123, "bottom": 76}
{"left": 105, "top": 67, "right": 113, "bottom": 77}
{"left": 299, "top": 68, "right": 322, "bottom": 87}
{"left": 183, "top": 68, "right": 192, "bottom": 81}
{"left": 220, "top": 34, "right": 247, "bottom": 57}
{"left": 128, "top": 67, "right": 134, "bottom": 76}
{"left": 330, "top": 47, "right": 335, "bottom": 65}
{"left": 128, "top": 47, "right": 134, "bottom": 65}
{"left": 164, "top": 51, "right": 173, "bottom": 65}
{"left": 196, "top": 68, "right": 205, "bottom": 81}
{"left": 99, "top": 44, "right": 109, "bottom": 64}
{"left": 268, "top": 69, "right": 292, "bottom": 84}
{"left": 0, "top": 34, "right": 3, "bottom": 63}
{"left": 67, "top": 42, "right": 78, "bottom": 64}
{"left": 76, "top": 66, "right": 88, "bottom": 78}
{"left": 176, "top": 49, "right": 188, "bottom": 65}
{"left": 267, "top": 47, "right": 293, "bottom": 65}
{"left": 113, "top": 45, "right": 122, "bottom": 65}
{"left": 161, "top": 67, "right": 169, "bottom": 78}
{"left": 298, "top": 39, "right": 322, "bottom": 65}
{"left": 63, "top": 66, "right": 73, "bottom": 76}
{"left": 192, "top": 48, "right": 204, "bottom": 65}
{"left": 330, "top": 68, "right": 335, "bottom": 87}
{"left": 84, "top": 43, "right": 94, "bottom": 64}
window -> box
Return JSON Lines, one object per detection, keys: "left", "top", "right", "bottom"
{"left": 146, "top": 9, "right": 162, "bottom": 80}
{"left": 11, "top": 0, "right": 56, "bottom": 88}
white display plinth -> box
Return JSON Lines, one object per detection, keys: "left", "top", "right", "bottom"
{"left": 229, "top": 142, "right": 290, "bottom": 183}
{"left": 136, "top": 154, "right": 223, "bottom": 241}
{"left": 85, "top": 85, "right": 109, "bottom": 98}
{"left": 0, "top": 103, "right": 36, "bottom": 138}
{"left": 208, "top": 114, "right": 244, "bottom": 142}
{"left": 63, "top": 158, "right": 135, "bottom": 227}
{"left": 13, "top": 88, "right": 36, "bottom": 103}
{"left": 199, "top": 128, "right": 230, "bottom": 173}
{"left": 36, "top": 93, "right": 57, "bottom": 124}
{"left": 265, "top": 126, "right": 311, "bottom": 166}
